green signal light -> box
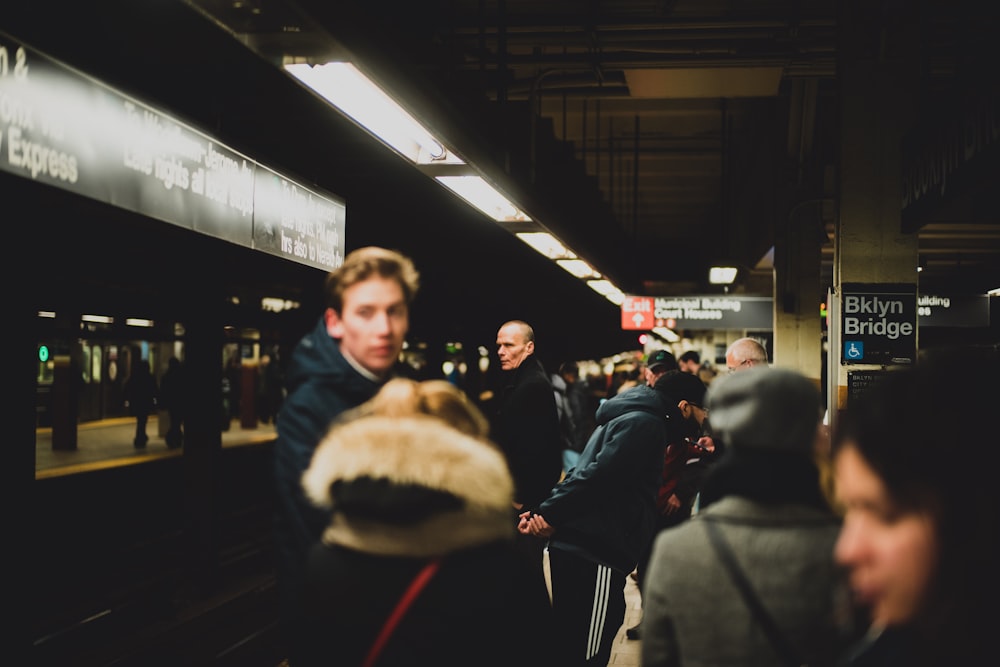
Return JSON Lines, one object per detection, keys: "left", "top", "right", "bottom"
{"left": 39, "top": 345, "right": 50, "bottom": 362}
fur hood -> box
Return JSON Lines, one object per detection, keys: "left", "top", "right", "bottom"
{"left": 302, "top": 415, "right": 515, "bottom": 557}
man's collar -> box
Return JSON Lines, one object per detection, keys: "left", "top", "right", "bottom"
{"left": 339, "top": 344, "right": 383, "bottom": 382}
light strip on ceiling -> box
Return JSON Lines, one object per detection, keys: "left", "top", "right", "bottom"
{"left": 652, "top": 326, "right": 680, "bottom": 342}
{"left": 286, "top": 59, "right": 624, "bottom": 305}
{"left": 516, "top": 232, "right": 575, "bottom": 259}
{"left": 516, "top": 233, "right": 601, "bottom": 278}
{"left": 556, "top": 259, "right": 602, "bottom": 279}
{"left": 285, "top": 62, "right": 460, "bottom": 166}
{"left": 587, "top": 280, "right": 626, "bottom": 305}
{"left": 435, "top": 175, "right": 531, "bottom": 222}
{"left": 709, "top": 266, "right": 738, "bottom": 284}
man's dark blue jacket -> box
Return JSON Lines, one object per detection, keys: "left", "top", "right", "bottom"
{"left": 272, "top": 317, "right": 383, "bottom": 657}
{"left": 537, "top": 384, "right": 674, "bottom": 574}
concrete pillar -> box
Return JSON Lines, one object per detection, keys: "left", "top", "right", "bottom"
{"left": 773, "top": 199, "right": 825, "bottom": 383}
{"left": 831, "top": 5, "right": 922, "bottom": 421}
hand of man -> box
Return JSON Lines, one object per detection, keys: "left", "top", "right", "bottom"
{"left": 665, "top": 493, "right": 682, "bottom": 514}
{"left": 517, "top": 511, "right": 555, "bottom": 538}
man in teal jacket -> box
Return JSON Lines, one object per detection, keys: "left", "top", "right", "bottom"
{"left": 518, "top": 380, "right": 682, "bottom": 666}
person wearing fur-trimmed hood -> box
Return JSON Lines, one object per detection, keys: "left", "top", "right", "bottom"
{"left": 296, "top": 379, "right": 555, "bottom": 667}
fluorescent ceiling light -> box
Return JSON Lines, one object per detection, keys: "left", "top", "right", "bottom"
{"left": 586, "top": 280, "right": 617, "bottom": 296}
{"left": 286, "top": 60, "right": 615, "bottom": 304}
{"left": 604, "top": 291, "right": 626, "bottom": 306}
{"left": 285, "top": 62, "right": 463, "bottom": 166}
{"left": 436, "top": 175, "right": 530, "bottom": 222}
{"left": 38, "top": 310, "right": 56, "bottom": 319}
{"left": 557, "top": 259, "right": 602, "bottom": 279}
{"left": 587, "top": 279, "right": 625, "bottom": 304}
{"left": 989, "top": 287, "right": 1000, "bottom": 296}
{"left": 709, "top": 266, "right": 738, "bottom": 284}
{"left": 652, "top": 326, "right": 681, "bottom": 342}
{"left": 516, "top": 232, "right": 576, "bottom": 259}
{"left": 126, "top": 318, "right": 154, "bottom": 328}
{"left": 82, "top": 314, "right": 114, "bottom": 324}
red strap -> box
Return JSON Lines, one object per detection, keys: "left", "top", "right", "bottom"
{"left": 362, "top": 559, "right": 441, "bottom": 667}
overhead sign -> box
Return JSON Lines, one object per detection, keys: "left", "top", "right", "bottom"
{"left": 621, "top": 296, "right": 654, "bottom": 330}
{"left": 621, "top": 295, "right": 773, "bottom": 330}
{"left": 0, "top": 32, "right": 345, "bottom": 271}
{"left": 841, "top": 283, "right": 917, "bottom": 366}
{"left": 918, "top": 294, "right": 992, "bottom": 327}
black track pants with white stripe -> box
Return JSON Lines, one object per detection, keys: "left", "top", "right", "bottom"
{"left": 548, "top": 546, "right": 627, "bottom": 666}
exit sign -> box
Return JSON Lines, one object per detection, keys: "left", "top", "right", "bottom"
{"left": 621, "top": 296, "right": 653, "bottom": 330}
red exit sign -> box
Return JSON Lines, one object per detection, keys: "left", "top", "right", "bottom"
{"left": 621, "top": 296, "right": 653, "bottom": 330}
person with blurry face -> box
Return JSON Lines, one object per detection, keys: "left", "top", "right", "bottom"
{"left": 641, "top": 367, "right": 853, "bottom": 667}
{"left": 831, "top": 346, "right": 999, "bottom": 667}
{"left": 725, "top": 336, "right": 768, "bottom": 373}
{"left": 273, "top": 246, "right": 420, "bottom": 665}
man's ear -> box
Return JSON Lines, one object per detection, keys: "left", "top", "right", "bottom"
{"left": 677, "top": 400, "right": 694, "bottom": 419}
{"left": 324, "top": 308, "right": 343, "bottom": 339}
{"left": 524, "top": 340, "right": 535, "bottom": 356}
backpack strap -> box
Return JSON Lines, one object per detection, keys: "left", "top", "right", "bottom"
{"left": 703, "top": 519, "right": 806, "bottom": 667}
{"left": 362, "top": 558, "right": 441, "bottom": 667}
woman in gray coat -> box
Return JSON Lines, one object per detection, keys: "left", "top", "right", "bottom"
{"left": 640, "top": 367, "right": 856, "bottom": 667}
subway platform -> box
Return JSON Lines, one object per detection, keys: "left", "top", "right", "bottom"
{"left": 34, "top": 415, "right": 277, "bottom": 479}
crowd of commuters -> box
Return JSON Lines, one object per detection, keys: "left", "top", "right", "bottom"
{"left": 266, "top": 252, "right": 992, "bottom": 667}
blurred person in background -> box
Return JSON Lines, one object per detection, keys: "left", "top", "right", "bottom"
{"left": 677, "top": 350, "right": 701, "bottom": 376}
{"left": 158, "top": 356, "right": 186, "bottom": 449}
{"left": 554, "top": 361, "right": 598, "bottom": 474}
{"left": 123, "top": 355, "right": 158, "bottom": 449}
{"left": 832, "top": 346, "right": 1000, "bottom": 666}
{"left": 644, "top": 349, "right": 679, "bottom": 387}
{"left": 724, "top": 337, "right": 768, "bottom": 373}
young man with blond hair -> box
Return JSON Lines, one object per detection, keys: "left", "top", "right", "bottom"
{"left": 273, "top": 246, "right": 420, "bottom": 664}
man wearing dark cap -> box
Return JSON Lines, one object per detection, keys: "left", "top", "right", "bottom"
{"left": 640, "top": 367, "right": 852, "bottom": 667}
{"left": 516, "top": 375, "right": 696, "bottom": 666}
{"left": 644, "top": 348, "right": 678, "bottom": 387}
{"left": 628, "top": 370, "right": 714, "bottom": 640}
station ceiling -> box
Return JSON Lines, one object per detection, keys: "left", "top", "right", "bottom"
{"left": 180, "top": 0, "right": 999, "bottom": 299}
{"left": 6, "top": 1, "right": 998, "bottom": 361}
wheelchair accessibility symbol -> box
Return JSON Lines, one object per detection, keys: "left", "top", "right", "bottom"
{"left": 845, "top": 341, "right": 864, "bottom": 361}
